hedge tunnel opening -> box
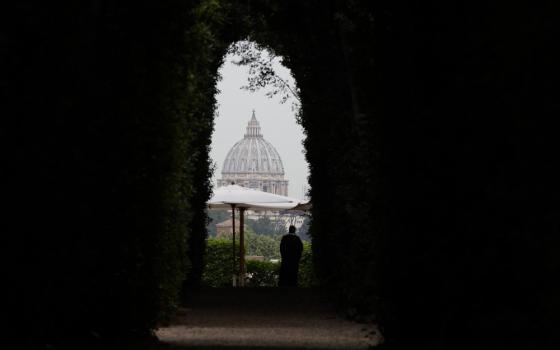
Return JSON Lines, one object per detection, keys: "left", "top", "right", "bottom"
{"left": 203, "top": 39, "right": 312, "bottom": 288}
{"left": 8, "top": 1, "right": 559, "bottom": 349}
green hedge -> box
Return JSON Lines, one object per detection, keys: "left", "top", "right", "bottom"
{"left": 202, "top": 238, "right": 239, "bottom": 288}
{"left": 202, "top": 238, "right": 317, "bottom": 288}
{"left": 246, "top": 260, "right": 280, "bottom": 287}
{"left": 11, "top": 2, "right": 555, "bottom": 348}
{"left": 245, "top": 230, "right": 282, "bottom": 260}
{"left": 298, "top": 242, "right": 319, "bottom": 288}
{"left": 10, "top": 1, "right": 228, "bottom": 346}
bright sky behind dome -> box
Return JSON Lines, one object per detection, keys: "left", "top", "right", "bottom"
{"left": 210, "top": 46, "right": 309, "bottom": 199}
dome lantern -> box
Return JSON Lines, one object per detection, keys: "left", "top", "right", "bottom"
{"left": 245, "top": 110, "right": 262, "bottom": 137}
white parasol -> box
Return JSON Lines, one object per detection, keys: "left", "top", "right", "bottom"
{"left": 207, "top": 184, "right": 305, "bottom": 286}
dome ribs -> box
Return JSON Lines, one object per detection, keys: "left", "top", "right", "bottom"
{"left": 219, "top": 111, "right": 287, "bottom": 195}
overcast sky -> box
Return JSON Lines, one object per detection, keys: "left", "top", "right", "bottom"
{"left": 210, "top": 48, "right": 309, "bottom": 199}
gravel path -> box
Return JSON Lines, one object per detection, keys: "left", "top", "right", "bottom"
{"left": 156, "top": 288, "right": 381, "bottom": 350}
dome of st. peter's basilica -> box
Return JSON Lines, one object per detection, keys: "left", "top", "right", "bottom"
{"left": 217, "top": 111, "right": 288, "bottom": 196}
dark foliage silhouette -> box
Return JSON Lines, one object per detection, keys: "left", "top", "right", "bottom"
{"left": 5, "top": 1, "right": 558, "bottom": 349}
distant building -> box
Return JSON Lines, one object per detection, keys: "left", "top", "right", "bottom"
{"left": 215, "top": 219, "right": 247, "bottom": 238}
{"left": 217, "top": 110, "right": 288, "bottom": 196}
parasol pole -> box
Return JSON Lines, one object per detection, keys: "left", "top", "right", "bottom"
{"left": 231, "top": 203, "right": 237, "bottom": 287}
{"left": 239, "top": 207, "right": 246, "bottom": 287}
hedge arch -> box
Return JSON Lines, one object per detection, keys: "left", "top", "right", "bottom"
{"left": 8, "top": 1, "right": 558, "bottom": 349}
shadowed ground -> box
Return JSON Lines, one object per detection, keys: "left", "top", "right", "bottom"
{"left": 156, "top": 288, "right": 380, "bottom": 349}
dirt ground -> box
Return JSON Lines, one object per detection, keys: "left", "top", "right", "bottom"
{"left": 156, "top": 288, "right": 381, "bottom": 350}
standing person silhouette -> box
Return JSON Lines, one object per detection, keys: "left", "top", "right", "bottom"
{"left": 279, "top": 225, "right": 303, "bottom": 287}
